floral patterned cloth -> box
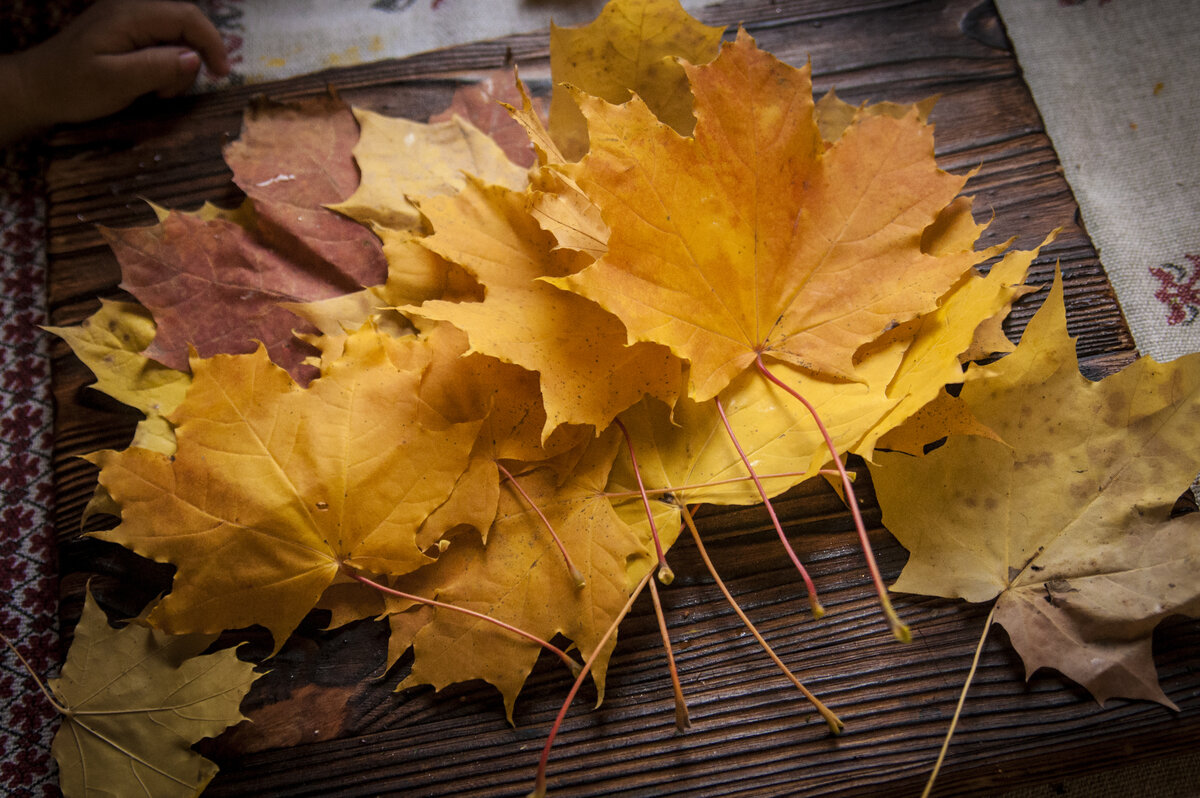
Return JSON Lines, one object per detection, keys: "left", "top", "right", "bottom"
{"left": 1, "top": 5, "right": 86, "bottom": 796}
{"left": 996, "top": 0, "right": 1200, "bottom": 363}
{"left": 0, "top": 143, "right": 59, "bottom": 798}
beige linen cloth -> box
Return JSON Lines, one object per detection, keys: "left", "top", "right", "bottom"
{"left": 197, "top": 0, "right": 712, "bottom": 86}
{"left": 996, "top": 0, "right": 1200, "bottom": 364}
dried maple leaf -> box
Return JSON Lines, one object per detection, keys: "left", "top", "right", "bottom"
{"left": 407, "top": 176, "right": 682, "bottom": 436}
{"left": 609, "top": 229, "right": 1045, "bottom": 505}
{"left": 47, "top": 300, "right": 192, "bottom": 525}
{"left": 106, "top": 210, "right": 342, "bottom": 383}
{"left": 88, "top": 327, "right": 482, "bottom": 648}
{"left": 50, "top": 591, "right": 259, "bottom": 798}
{"left": 430, "top": 69, "right": 545, "bottom": 167}
{"left": 872, "top": 275, "right": 1200, "bottom": 706}
{"left": 549, "top": 0, "right": 725, "bottom": 159}
{"left": 558, "top": 31, "right": 985, "bottom": 402}
{"left": 383, "top": 429, "right": 672, "bottom": 720}
{"left": 223, "top": 95, "right": 387, "bottom": 286}
{"left": 44, "top": 299, "right": 189, "bottom": 427}
{"left": 330, "top": 108, "right": 528, "bottom": 232}
{"left": 506, "top": 80, "right": 611, "bottom": 259}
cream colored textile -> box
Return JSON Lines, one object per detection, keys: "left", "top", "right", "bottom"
{"left": 198, "top": 0, "right": 713, "bottom": 87}
{"left": 996, "top": 0, "right": 1200, "bottom": 363}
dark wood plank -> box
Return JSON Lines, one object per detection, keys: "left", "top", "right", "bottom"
{"left": 45, "top": 1, "right": 1195, "bottom": 796}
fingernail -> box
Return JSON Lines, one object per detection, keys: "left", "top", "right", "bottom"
{"left": 179, "top": 50, "right": 201, "bottom": 72}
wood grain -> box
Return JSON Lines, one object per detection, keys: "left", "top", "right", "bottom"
{"left": 46, "top": 1, "right": 1195, "bottom": 796}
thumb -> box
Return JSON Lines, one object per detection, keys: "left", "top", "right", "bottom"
{"left": 105, "top": 46, "right": 203, "bottom": 101}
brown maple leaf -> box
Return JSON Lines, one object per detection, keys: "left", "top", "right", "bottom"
{"left": 872, "top": 275, "right": 1200, "bottom": 707}
{"left": 223, "top": 95, "right": 387, "bottom": 286}
{"left": 106, "top": 211, "right": 335, "bottom": 383}
{"left": 430, "top": 69, "right": 545, "bottom": 168}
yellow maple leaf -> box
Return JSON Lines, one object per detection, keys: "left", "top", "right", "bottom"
{"left": 45, "top": 299, "right": 190, "bottom": 423}
{"left": 609, "top": 231, "right": 1047, "bottom": 504}
{"left": 88, "top": 326, "right": 481, "bottom": 648}
{"left": 506, "top": 79, "right": 610, "bottom": 258}
{"left": 872, "top": 274, "right": 1200, "bottom": 706}
{"left": 384, "top": 429, "right": 670, "bottom": 720}
{"left": 548, "top": 0, "right": 725, "bottom": 160}
{"left": 331, "top": 109, "right": 529, "bottom": 231}
{"left": 50, "top": 591, "right": 259, "bottom": 798}
{"left": 407, "top": 176, "right": 683, "bottom": 437}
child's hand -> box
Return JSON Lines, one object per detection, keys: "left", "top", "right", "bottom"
{"left": 2, "top": 0, "right": 230, "bottom": 143}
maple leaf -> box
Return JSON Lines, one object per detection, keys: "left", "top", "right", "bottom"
{"left": 813, "top": 87, "right": 939, "bottom": 145}
{"left": 383, "top": 320, "right": 591, "bottom": 548}
{"left": 49, "top": 591, "right": 259, "bottom": 798}
{"left": 871, "top": 387, "right": 1001, "bottom": 456}
{"left": 330, "top": 108, "right": 529, "bottom": 232}
{"left": 223, "top": 95, "right": 387, "bottom": 286}
{"left": 430, "top": 68, "right": 545, "bottom": 168}
{"left": 558, "top": 30, "right": 985, "bottom": 402}
{"left": 872, "top": 275, "right": 1200, "bottom": 706}
{"left": 383, "top": 429, "right": 674, "bottom": 720}
{"left": 46, "top": 300, "right": 192, "bottom": 525}
{"left": 106, "top": 210, "right": 351, "bottom": 383}
{"left": 407, "top": 176, "right": 683, "bottom": 436}
{"left": 608, "top": 229, "right": 1046, "bottom": 505}
{"left": 45, "top": 299, "right": 189, "bottom": 421}
{"left": 88, "top": 327, "right": 482, "bottom": 648}
{"left": 548, "top": 0, "right": 725, "bottom": 159}
{"left": 505, "top": 80, "right": 610, "bottom": 260}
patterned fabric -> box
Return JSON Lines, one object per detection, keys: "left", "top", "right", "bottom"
{"left": 1, "top": 4, "right": 87, "bottom": 796}
{"left": 995, "top": 0, "right": 1200, "bottom": 363}
{"left": 0, "top": 144, "right": 59, "bottom": 798}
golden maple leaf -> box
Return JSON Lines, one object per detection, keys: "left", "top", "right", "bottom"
{"left": 382, "top": 429, "right": 671, "bottom": 720}
{"left": 548, "top": 0, "right": 725, "bottom": 160}
{"left": 88, "top": 326, "right": 482, "bottom": 648}
{"left": 872, "top": 274, "right": 1200, "bottom": 706}
{"left": 407, "top": 176, "right": 683, "bottom": 437}
{"left": 608, "top": 229, "right": 1049, "bottom": 505}
{"left": 557, "top": 30, "right": 988, "bottom": 402}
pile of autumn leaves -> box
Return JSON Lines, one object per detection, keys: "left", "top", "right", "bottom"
{"left": 45, "top": 0, "right": 1200, "bottom": 795}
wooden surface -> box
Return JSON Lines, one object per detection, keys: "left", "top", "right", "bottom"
{"left": 45, "top": 1, "right": 1199, "bottom": 796}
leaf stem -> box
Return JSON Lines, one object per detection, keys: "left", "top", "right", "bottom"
{"left": 648, "top": 575, "right": 690, "bottom": 732}
{"left": 0, "top": 630, "right": 68, "bottom": 715}
{"left": 498, "top": 462, "right": 586, "bottom": 588}
{"left": 922, "top": 604, "right": 997, "bottom": 798}
{"left": 600, "top": 468, "right": 843, "bottom": 501}
{"left": 528, "top": 569, "right": 654, "bottom": 798}
{"left": 351, "top": 573, "right": 581, "bottom": 678}
{"left": 614, "top": 418, "right": 673, "bottom": 584}
{"left": 754, "top": 354, "right": 910, "bottom": 642}
{"left": 713, "top": 394, "right": 824, "bottom": 617}
{"left": 681, "top": 505, "right": 843, "bottom": 734}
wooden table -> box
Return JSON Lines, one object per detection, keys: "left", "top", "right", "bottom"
{"left": 46, "top": 1, "right": 1200, "bottom": 795}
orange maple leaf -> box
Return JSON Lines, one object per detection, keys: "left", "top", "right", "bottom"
{"left": 88, "top": 327, "right": 481, "bottom": 649}
{"left": 557, "top": 30, "right": 984, "bottom": 402}
{"left": 408, "top": 176, "right": 683, "bottom": 436}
